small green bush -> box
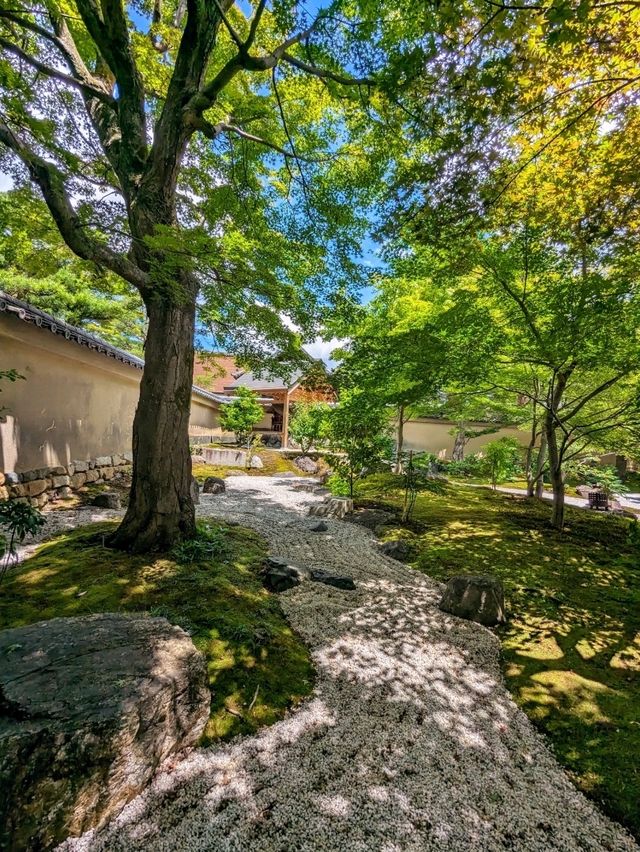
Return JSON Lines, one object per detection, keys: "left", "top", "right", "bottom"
{"left": 171, "top": 522, "right": 229, "bottom": 563}
{"left": 0, "top": 500, "right": 46, "bottom": 583}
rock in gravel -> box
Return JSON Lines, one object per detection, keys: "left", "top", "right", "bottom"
{"left": 92, "top": 492, "right": 121, "bottom": 510}
{"left": 294, "top": 456, "right": 319, "bottom": 474}
{"left": 309, "top": 496, "right": 353, "bottom": 519}
{"left": 438, "top": 574, "right": 506, "bottom": 626}
{"left": 203, "top": 476, "right": 226, "bottom": 495}
{"left": 0, "top": 613, "right": 210, "bottom": 852}
{"left": 309, "top": 521, "right": 328, "bottom": 532}
{"left": 262, "top": 556, "right": 310, "bottom": 592}
{"left": 310, "top": 569, "right": 356, "bottom": 590}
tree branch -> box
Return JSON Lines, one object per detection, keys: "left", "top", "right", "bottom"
{"left": 0, "top": 117, "right": 149, "bottom": 291}
{"left": 0, "top": 36, "right": 115, "bottom": 105}
{"left": 74, "top": 0, "right": 147, "bottom": 171}
{"left": 281, "top": 51, "right": 374, "bottom": 86}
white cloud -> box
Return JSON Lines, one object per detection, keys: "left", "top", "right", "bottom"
{"left": 303, "top": 336, "right": 346, "bottom": 368}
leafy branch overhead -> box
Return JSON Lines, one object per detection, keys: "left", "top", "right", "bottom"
{"left": 0, "top": 0, "right": 375, "bottom": 296}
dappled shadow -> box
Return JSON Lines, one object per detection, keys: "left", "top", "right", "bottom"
{"left": 61, "top": 501, "right": 638, "bottom": 850}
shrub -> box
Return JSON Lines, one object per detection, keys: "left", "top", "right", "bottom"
{"left": 171, "top": 522, "right": 229, "bottom": 563}
{"left": 220, "top": 387, "right": 264, "bottom": 444}
{"left": 444, "top": 454, "right": 485, "bottom": 478}
{"left": 289, "top": 402, "right": 331, "bottom": 454}
{"left": 0, "top": 500, "right": 46, "bottom": 583}
{"left": 327, "top": 391, "right": 394, "bottom": 498}
{"left": 481, "top": 437, "right": 524, "bottom": 487}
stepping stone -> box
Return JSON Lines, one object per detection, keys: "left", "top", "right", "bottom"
{"left": 310, "top": 569, "right": 356, "bottom": 591}
{"left": 309, "top": 521, "right": 328, "bottom": 532}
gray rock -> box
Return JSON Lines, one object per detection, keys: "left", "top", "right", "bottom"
{"left": 123, "top": 451, "right": 133, "bottom": 463}
{"left": 0, "top": 613, "right": 210, "bottom": 851}
{"left": 349, "top": 506, "right": 398, "bottom": 531}
{"left": 294, "top": 456, "right": 319, "bottom": 474}
{"left": 309, "top": 496, "right": 353, "bottom": 519}
{"left": 191, "top": 477, "right": 200, "bottom": 505}
{"left": 203, "top": 476, "right": 226, "bottom": 495}
{"left": 4, "top": 472, "right": 19, "bottom": 485}
{"left": 380, "top": 539, "right": 414, "bottom": 562}
{"left": 92, "top": 492, "right": 121, "bottom": 510}
{"left": 262, "top": 556, "right": 310, "bottom": 592}
{"left": 310, "top": 521, "right": 328, "bottom": 532}
{"left": 72, "top": 460, "right": 89, "bottom": 473}
{"left": 95, "top": 456, "right": 112, "bottom": 468}
{"left": 310, "top": 569, "right": 356, "bottom": 590}
{"left": 438, "top": 574, "right": 506, "bottom": 627}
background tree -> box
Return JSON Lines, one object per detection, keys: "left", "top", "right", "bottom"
{"left": 0, "top": 0, "right": 387, "bottom": 551}
{"left": 219, "top": 387, "right": 263, "bottom": 445}
{"left": 288, "top": 402, "right": 330, "bottom": 455}
{"left": 482, "top": 437, "right": 523, "bottom": 490}
{"left": 327, "top": 389, "right": 393, "bottom": 498}
{"left": 0, "top": 188, "right": 146, "bottom": 350}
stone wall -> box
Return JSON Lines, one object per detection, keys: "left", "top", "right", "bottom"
{"left": 0, "top": 453, "right": 132, "bottom": 508}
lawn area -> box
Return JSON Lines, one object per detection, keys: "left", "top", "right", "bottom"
{"left": 356, "top": 474, "right": 640, "bottom": 838}
{"left": 0, "top": 521, "right": 314, "bottom": 744}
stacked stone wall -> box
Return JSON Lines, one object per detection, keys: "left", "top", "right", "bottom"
{"left": 0, "top": 453, "right": 132, "bottom": 508}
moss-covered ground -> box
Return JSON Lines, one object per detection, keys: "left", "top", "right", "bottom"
{"left": 192, "top": 447, "right": 326, "bottom": 482}
{"left": 356, "top": 474, "right": 640, "bottom": 838}
{"left": 0, "top": 521, "right": 314, "bottom": 744}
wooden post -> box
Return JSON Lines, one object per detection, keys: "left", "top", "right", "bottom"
{"left": 282, "top": 389, "right": 290, "bottom": 448}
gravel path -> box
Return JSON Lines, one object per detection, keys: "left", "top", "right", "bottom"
{"left": 52, "top": 475, "right": 636, "bottom": 851}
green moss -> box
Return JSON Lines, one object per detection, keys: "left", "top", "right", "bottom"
{"left": 192, "top": 448, "right": 325, "bottom": 482}
{"left": 0, "top": 522, "right": 314, "bottom": 744}
{"left": 356, "top": 474, "right": 640, "bottom": 839}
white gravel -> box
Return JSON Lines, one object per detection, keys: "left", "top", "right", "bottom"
{"left": 47, "top": 475, "right": 637, "bottom": 851}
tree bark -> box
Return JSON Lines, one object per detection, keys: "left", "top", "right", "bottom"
{"left": 110, "top": 292, "right": 197, "bottom": 552}
{"left": 452, "top": 423, "right": 467, "bottom": 461}
{"left": 545, "top": 374, "right": 566, "bottom": 530}
{"left": 534, "top": 431, "right": 547, "bottom": 499}
{"left": 395, "top": 403, "right": 405, "bottom": 473}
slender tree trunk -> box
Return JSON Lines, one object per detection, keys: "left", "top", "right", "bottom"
{"left": 111, "top": 291, "right": 197, "bottom": 552}
{"left": 452, "top": 422, "right": 467, "bottom": 461}
{"left": 525, "top": 419, "right": 537, "bottom": 497}
{"left": 395, "top": 403, "right": 405, "bottom": 473}
{"left": 534, "top": 431, "right": 547, "bottom": 499}
{"left": 546, "top": 410, "right": 565, "bottom": 529}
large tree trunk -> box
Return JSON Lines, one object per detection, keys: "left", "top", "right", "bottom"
{"left": 111, "top": 292, "right": 197, "bottom": 552}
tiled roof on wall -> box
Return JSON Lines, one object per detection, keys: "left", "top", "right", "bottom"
{"left": 0, "top": 291, "right": 234, "bottom": 405}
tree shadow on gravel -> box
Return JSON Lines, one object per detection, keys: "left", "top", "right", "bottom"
{"left": 70, "top": 560, "right": 636, "bottom": 852}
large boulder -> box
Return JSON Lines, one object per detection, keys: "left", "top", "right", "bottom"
{"left": 293, "top": 455, "right": 319, "bottom": 474}
{"left": 438, "top": 575, "right": 506, "bottom": 627}
{"left": 0, "top": 613, "right": 210, "bottom": 851}
{"left": 203, "top": 476, "right": 226, "bottom": 495}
